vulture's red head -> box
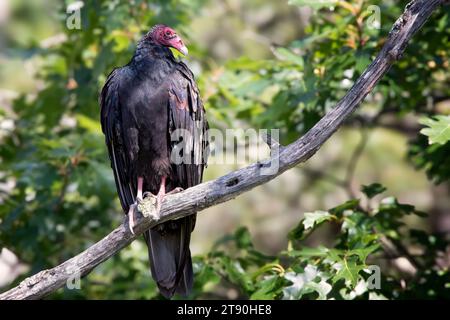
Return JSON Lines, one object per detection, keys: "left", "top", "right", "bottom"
{"left": 148, "top": 24, "right": 188, "bottom": 56}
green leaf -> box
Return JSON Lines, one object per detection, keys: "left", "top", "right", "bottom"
{"left": 419, "top": 115, "right": 450, "bottom": 145}
{"left": 330, "top": 199, "right": 360, "bottom": 215}
{"left": 379, "top": 197, "right": 417, "bottom": 215}
{"left": 282, "top": 266, "right": 331, "bottom": 300}
{"left": 219, "top": 257, "right": 254, "bottom": 293}
{"left": 193, "top": 261, "right": 221, "bottom": 292}
{"left": 332, "top": 256, "right": 364, "bottom": 288}
{"left": 303, "top": 210, "right": 334, "bottom": 230}
{"left": 234, "top": 226, "right": 254, "bottom": 249}
{"left": 348, "top": 245, "right": 380, "bottom": 263}
{"left": 273, "top": 47, "right": 304, "bottom": 67}
{"left": 250, "top": 275, "right": 282, "bottom": 300}
{"left": 361, "top": 183, "right": 387, "bottom": 199}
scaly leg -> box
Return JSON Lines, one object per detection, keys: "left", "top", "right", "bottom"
{"left": 136, "top": 177, "right": 184, "bottom": 229}
{"left": 155, "top": 176, "right": 166, "bottom": 214}
{"left": 143, "top": 176, "right": 167, "bottom": 216}
{"left": 142, "top": 176, "right": 184, "bottom": 216}
{"left": 128, "top": 177, "right": 144, "bottom": 235}
{"left": 137, "top": 177, "right": 143, "bottom": 200}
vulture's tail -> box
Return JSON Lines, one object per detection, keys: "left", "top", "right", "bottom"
{"left": 144, "top": 215, "right": 195, "bottom": 299}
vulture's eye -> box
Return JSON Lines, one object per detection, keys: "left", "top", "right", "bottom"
{"left": 165, "top": 31, "right": 172, "bottom": 36}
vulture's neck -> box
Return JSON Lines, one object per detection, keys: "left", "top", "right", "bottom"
{"left": 132, "top": 39, "right": 175, "bottom": 65}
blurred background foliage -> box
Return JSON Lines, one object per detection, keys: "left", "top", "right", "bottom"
{"left": 0, "top": 0, "right": 449, "bottom": 299}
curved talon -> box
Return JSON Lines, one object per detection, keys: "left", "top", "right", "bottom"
{"left": 167, "top": 187, "right": 184, "bottom": 194}
{"left": 127, "top": 203, "right": 137, "bottom": 235}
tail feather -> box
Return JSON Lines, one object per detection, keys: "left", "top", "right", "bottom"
{"left": 175, "top": 251, "right": 193, "bottom": 296}
{"left": 144, "top": 215, "right": 195, "bottom": 299}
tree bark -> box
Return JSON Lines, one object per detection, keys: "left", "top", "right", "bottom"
{"left": 0, "top": 0, "right": 446, "bottom": 300}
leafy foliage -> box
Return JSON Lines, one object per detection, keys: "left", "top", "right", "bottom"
{"left": 206, "top": 0, "right": 450, "bottom": 148}
{"left": 191, "top": 187, "right": 450, "bottom": 299}
{"left": 361, "top": 183, "right": 387, "bottom": 199}
{"left": 0, "top": 0, "right": 209, "bottom": 298}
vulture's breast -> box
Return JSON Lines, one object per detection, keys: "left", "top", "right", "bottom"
{"left": 119, "top": 63, "right": 175, "bottom": 182}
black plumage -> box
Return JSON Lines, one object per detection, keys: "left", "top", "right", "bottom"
{"left": 100, "top": 26, "right": 208, "bottom": 298}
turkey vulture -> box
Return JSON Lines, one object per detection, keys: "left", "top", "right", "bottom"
{"left": 100, "top": 24, "right": 208, "bottom": 298}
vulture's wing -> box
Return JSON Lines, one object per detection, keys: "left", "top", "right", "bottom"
{"left": 168, "top": 62, "right": 209, "bottom": 190}
{"left": 100, "top": 67, "right": 135, "bottom": 213}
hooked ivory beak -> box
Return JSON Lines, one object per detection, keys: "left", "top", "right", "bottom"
{"left": 179, "top": 44, "right": 188, "bottom": 56}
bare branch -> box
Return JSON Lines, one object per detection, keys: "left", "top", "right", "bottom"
{"left": 261, "top": 131, "right": 284, "bottom": 151}
{"left": 0, "top": 0, "right": 446, "bottom": 300}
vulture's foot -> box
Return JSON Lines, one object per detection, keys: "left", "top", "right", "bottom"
{"left": 138, "top": 192, "right": 161, "bottom": 222}
{"left": 167, "top": 187, "right": 184, "bottom": 194}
